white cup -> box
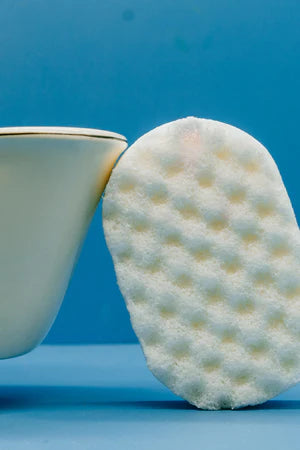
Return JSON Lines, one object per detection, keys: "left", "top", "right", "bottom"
{"left": 0, "top": 127, "right": 127, "bottom": 359}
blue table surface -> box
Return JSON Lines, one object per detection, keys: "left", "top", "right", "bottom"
{"left": 0, "top": 345, "right": 299, "bottom": 449}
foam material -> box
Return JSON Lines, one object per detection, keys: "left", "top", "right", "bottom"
{"left": 103, "top": 117, "right": 300, "bottom": 409}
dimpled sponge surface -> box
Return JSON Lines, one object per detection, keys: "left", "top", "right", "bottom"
{"left": 103, "top": 117, "right": 300, "bottom": 409}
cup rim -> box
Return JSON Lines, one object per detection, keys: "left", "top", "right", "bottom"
{"left": 0, "top": 126, "right": 127, "bottom": 142}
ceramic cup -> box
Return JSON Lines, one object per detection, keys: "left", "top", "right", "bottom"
{"left": 0, "top": 127, "right": 127, "bottom": 359}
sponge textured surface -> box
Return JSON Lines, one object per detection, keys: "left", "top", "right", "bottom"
{"left": 103, "top": 117, "right": 300, "bottom": 409}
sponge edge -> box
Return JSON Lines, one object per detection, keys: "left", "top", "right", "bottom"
{"left": 103, "top": 117, "right": 300, "bottom": 410}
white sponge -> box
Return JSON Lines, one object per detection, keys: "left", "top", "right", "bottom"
{"left": 102, "top": 117, "right": 300, "bottom": 409}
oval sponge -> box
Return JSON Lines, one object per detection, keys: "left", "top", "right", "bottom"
{"left": 103, "top": 117, "right": 300, "bottom": 409}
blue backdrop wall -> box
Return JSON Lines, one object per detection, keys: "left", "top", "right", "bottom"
{"left": 0, "top": 0, "right": 299, "bottom": 343}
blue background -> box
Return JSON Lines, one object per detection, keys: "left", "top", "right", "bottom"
{"left": 0, "top": 0, "right": 298, "bottom": 344}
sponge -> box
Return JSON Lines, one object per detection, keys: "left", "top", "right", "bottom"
{"left": 102, "top": 117, "right": 300, "bottom": 409}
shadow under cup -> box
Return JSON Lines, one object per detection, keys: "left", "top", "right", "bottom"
{"left": 0, "top": 127, "right": 127, "bottom": 359}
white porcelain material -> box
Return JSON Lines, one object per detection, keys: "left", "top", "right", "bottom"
{"left": 0, "top": 127, "right": 127, "bottom": 359}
